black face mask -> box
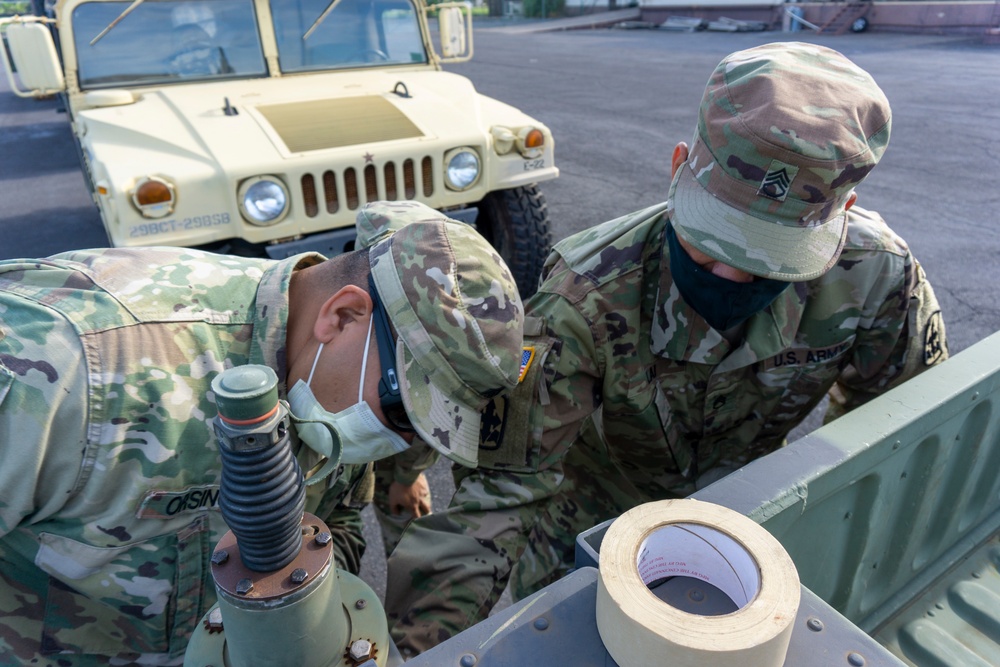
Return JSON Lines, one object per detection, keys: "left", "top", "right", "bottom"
{"left": 666, "top": 223, "right": 791, "bottom": 331}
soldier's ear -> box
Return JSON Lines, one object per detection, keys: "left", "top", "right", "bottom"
{"left": 671, "top": 142, "right": 689, "bottom": 179}
{"left": 313, "top": 285, "right": 372, "bottom": 343}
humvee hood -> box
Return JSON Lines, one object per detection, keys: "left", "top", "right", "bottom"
{"left": 80, "top": 70, "right": 490, "bottom": 174}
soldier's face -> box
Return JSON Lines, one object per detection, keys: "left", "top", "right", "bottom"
{"left": 286, "top": 272, "right": 415, "bottom": 440}
{"left": 675, "top": 232, "right": 756, "bottom": 283}
{"left": 670, "top": 140, "right": 755, "bottom": 284}
{"left": 303, "top": 313, "right": 415, "bottom": 444}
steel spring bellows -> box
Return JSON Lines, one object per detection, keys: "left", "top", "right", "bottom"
{"left": 217, "top": 433, "right": 306, "bottom": 572}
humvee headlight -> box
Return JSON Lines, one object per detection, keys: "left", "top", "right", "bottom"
{"left": 239, "top": 177, "right": 290, "bottom": 225}
{"left": 444, "top": 148, "right": 480, "bottom": 191}
{"left": 131, "top": 176, "right": 175, "bottom": 219}
{"left": 516, "top": 127, "right": 545, "bottom": 159}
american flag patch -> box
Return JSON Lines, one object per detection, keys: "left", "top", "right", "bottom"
{"left": 518, "top": 346, "right": 536, "bottom": 383}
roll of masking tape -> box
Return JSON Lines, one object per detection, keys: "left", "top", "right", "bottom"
{"left": 596, "top": 499, "right": 800, "bottom": 667}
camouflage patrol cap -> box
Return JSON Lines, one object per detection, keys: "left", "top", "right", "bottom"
{"left": 667, "top": 42, "right": 892, "bottom": 281}
{"left": 362, "top": 201, "right": 524, "bottom": 467}
{"left": 355, "top": 200, "right": 431, "bottom": 248}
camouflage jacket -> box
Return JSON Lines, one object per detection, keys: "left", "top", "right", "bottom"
{"left": 0, "top": 248, "right": 372, "bottom": 665}
{"left": 385, "top": 202, "right": 948, "bottom": 655}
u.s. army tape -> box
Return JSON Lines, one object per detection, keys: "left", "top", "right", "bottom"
{"left": 596, "top": 499, "right": 800, "bottom": 667}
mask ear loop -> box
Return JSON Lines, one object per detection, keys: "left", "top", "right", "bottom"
{"left": 306, "top": 343, "right": 324, "bottom": 387}
{"left": 358, "top": 317, "right": 375, "bottom": 403}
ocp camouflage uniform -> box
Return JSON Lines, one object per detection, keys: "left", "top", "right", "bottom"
{"left": 0, "top": 248, "right": 370, "bottom": 665}
{"left": 384, "top": 201, "right": 947, "bottom": 655}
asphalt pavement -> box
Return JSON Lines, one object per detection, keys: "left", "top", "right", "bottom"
{"left": 2, "top": 23, "right": 999, "bottom": 606}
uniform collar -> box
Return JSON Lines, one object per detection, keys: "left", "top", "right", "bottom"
{"left": 649, "top": 220, "right": 805, "bottom": 368}
{"left": 250, "top": 253, "right": 325, "bottom": 387}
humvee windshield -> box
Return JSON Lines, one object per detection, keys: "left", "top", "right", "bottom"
{"left": 72, "top": 0, "right": 427, "bottom": 89}
{"left": 272, "top": 0, "right": 427, "bottom": 72}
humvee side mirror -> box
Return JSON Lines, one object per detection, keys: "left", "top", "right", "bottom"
{"left": 433, "top": 2, "right": 472, "bottom": 63}
{"left": 0, "top": 18, "right": 64, "bottom": 98}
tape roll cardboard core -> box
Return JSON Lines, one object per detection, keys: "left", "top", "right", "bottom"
{"left": 596, "top": 499, "right": 800, "bottom": 667}
{"left": 638, "top": 523, "right": 759, "bottom": 611}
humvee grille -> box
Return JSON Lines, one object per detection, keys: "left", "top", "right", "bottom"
{"left": 299, "top": 156, "right": 436, "bottom": 218}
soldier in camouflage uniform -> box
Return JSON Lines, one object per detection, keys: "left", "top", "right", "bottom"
{"left": 382, "top": 43, "right": 949, "bottom": 656}
{"left": 0, "top": 201, "right": 524, "bottom": 665}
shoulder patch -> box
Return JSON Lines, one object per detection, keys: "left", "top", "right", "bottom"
{"left": 924, "top": 310, "right": 946, "bottom": 366}
{"left": 519, "top": 346, "right": 536, "bottom": 383}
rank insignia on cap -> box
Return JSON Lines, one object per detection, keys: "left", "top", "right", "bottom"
{"left": 518, "top": 346, "right": 536, "bottom": 383}
{"left": 758, "top": 161, "right": 798, "bottom": 201}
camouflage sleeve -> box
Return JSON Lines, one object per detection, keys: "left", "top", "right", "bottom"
{"left": 304, "top": 462, "right": 374, "bottom": 575}
{"left": 325, "top": 505, "right": 367, "bottom": 575}
{"left": 384, "top": 438, "right": 439, "bottom": 487}
{"left": 384, "top": 285, "right": 604, "bottom": 657}
{"left": 826, "top": 253, "right": 948, "bottom": 422}
{"left": 384, "top": 468, "right": 564, "bottom": 657}
{"left": 0, "top": 295, "right": 87, "bottom": 537}
{"left": 372, "top": 442, "right": 440, "bottom": 556}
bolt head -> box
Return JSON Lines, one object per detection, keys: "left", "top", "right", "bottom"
{"left": 211, "top": 550, "right": 229, "bottom": 565}
{"left": 315, "top": 531, "right": 333, "bottom": 546}
{"left": 355, "top": 598, "right": 368, "bottom": 610}
{"left": 291, "top": 568, "right": 308, "bottom": 584}
{"left": 203, "top": 607, "right": 224, "bottom": 634}
{"left": 236, "top": 578, "right": 254, "bottom": 595}
{"left": 349, "top": 639, "right": 373, "bottom": 661}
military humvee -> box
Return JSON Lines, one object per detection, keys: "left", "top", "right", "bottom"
{"left": 0, "top": 0, "right": 558, "bottom": 294}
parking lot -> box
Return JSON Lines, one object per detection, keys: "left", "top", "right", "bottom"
{"left": 4, "top": 26, "right": 998, "bottom": 351}
{"left": 3, "top": 23, "right": 999, "bottom": 601}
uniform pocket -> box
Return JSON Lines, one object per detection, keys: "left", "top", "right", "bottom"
{"left": 601, "top": 380, "right": 691, "bottom": 479}
{"left": 36, "top": 517, "right": 211, "bottom": 659}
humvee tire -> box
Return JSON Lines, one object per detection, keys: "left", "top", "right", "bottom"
{"left": 476, "top": 184, "right": 552, "bottom": 299}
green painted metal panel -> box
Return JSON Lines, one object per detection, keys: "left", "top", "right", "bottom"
{"left": 695, "top": 330, "right": 1000, "bottom": 666}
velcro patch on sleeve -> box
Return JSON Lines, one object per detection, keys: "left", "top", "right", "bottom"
{"left": 923, "top": 310, "right": 946, "bottom": 366}
{"left": 519, "top": 346, "right": 536, "bottom": 383}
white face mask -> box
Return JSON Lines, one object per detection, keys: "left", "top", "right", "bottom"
{"left": 288, "top": 317, "right": 411, "bottom": 471}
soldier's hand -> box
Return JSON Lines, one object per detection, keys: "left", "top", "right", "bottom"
{"left": 388, "top": 474, "right": 432, "bottom": 518}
